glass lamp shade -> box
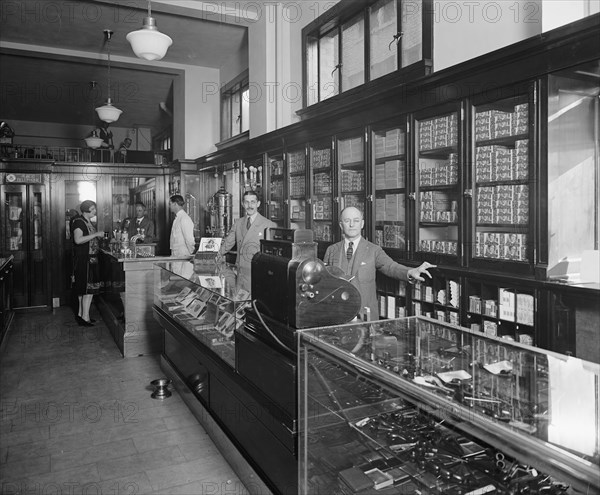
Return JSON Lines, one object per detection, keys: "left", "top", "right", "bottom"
{"left": 127, "top": 21, "right": 172, "bottom": 61}
{"left": 84, "top": 137, "right": 104, "bottom": 149}
{"left": 95, "top": 100, "right": 123, "bottom": 123}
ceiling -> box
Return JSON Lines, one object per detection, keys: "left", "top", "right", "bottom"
{"left": 0, "top": 0, "right": 250, "bottom": 139}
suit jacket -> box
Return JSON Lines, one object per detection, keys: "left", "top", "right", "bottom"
{"left": 323, "top": 238, "right": 409, "bottom": 320}
{"left": 126, "top": 216, "right": 154, "bottom": 241}
{"left": 219, "top": 213, "right": 276, "bottom": 290}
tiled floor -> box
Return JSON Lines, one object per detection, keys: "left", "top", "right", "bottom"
{"left": 0, "top": 306, "right": 250, "bottom": 494}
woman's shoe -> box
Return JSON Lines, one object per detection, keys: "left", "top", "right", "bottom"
{"left": 76, "top": 316, "right": 94, "bottom": 327}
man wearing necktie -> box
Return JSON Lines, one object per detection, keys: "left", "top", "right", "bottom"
{"left": 125, "top": 202, "right": 154, "bottom": 241}
{"left": 324, "top": 206, "right": 436, "bottom": 320}
{"left": 217, "top": 190, "right": 277, "bottom": 292}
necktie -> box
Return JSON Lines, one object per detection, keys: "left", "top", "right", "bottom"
{"left": 346, "top": 241, "right": 354, "bottom": 261}
{"left": 246, "top": 216, "right": 252, "bottom": 230}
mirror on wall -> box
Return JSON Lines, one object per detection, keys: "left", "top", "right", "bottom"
{"left": 112, "top": 177, "right": 157, "bottom": 241}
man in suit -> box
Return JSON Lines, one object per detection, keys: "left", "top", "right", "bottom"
{"left": 217, "top": 190, "right": 277, "bottom": 292}
{"left": 125, "top": 201, "right": 154, "bottom": 241}
{"left": 324, "top": 206, "right": 435, "bottom": 320}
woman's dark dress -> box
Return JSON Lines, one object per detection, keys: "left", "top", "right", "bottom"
{"left": 71, "top": 216, "right": 101, "bottom": 295}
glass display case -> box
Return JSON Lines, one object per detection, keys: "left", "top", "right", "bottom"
{"left": 298, "top": 316, "right": 599, "bottom": 495}
{"left": 154, "top": 261, "right": 251, "bottom": 367}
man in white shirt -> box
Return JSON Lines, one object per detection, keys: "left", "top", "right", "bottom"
{"left": 169, "top": 195, "right": 195, "bottom": 256}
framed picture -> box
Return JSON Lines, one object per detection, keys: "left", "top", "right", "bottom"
{"left": 199, "top": 276, "right": 222, "bottom": 290}
{"left": 197, "top": 237, "right": 222, "bottom": 253}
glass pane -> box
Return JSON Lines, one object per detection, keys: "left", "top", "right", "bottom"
{"left": 221, "top": 94, "right": 231, "bottom": 141}
{"left": 288, "top": 148, "right": 306, "bottom": 229}
{"left": 5, "top": 192, "right": 24, "bottom": 252}
{"left": 547, "top": 63, "right": 599, "bottom": 278}
{"left": 319, "top": 29, "right": 339, "bottom": 101}
{"left": 341, "top": 15, "right": 365, "bottom": 91}
{"left": 473, "top": 95, "right": 530, "bottom": 263}
{"left": 268, "top": 153, "right": 285, "bottom": 226}
{"left": 372, "top": 126, "right": 406, "bottom": 251}
{"left": 241, "top": 87, "right": 249, "bottom": 132}
{"left": 306, "top": 35, "right": 319, "bottom": 106}
{"left": 311, "top": 142, "right": 334, "bottom": 242}
{"left": 112, "top": 178, "right": 156, "bottom": 238}
{"left": 401, "top": 0, "right": 423, "bottom": 67}
{"left": 416, "top": 112, "right": 460, "bottom": 258}
{"left": 232, "top": 90, "right": 241, "bottom": 136}
{"left": 32, "top": 192, "right": 42, "bottom": 251}
{"left": 370, "top": 0, "right": 398, "bottom": 80}
{"left": 338, "top": 134, "right": 365, "bottom": 215}
{"left": 184, "top": 174, "right": 201, "bottom": 243}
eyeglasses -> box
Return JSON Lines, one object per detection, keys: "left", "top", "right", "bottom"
{"left": 243, "top": 200, "right": 258, "bottom": 206}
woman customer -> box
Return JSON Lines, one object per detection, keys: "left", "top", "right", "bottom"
{"left": 71, "top": 200, "right": 104, "bottom": 326}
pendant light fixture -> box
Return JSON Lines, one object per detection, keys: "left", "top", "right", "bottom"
{"left": 96, "top": 29, "right": 123, "bottom": 124}
{"left": 126, "top": 0, "right": 172, "bottom": 61}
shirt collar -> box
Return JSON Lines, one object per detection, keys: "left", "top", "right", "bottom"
{"left": 247, "top": 212, "right": 258, "bottom": 223}
{"left": 345, "top": 236, "right": 361, "bottom": 251}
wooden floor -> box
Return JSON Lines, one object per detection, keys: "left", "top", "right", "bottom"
{"left": 0, "top": 306, "right": 250, "bottom": 494}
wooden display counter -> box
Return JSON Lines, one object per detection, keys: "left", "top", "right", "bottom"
{"left": 98, "top": 251, "right": 192, "bottom": 357}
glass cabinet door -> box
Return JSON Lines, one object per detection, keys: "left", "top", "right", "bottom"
{"left": 337, "top": 131, "right": 366, "bottom": 217}
{"left": 369, "top": 0, "right": 398, "bottom": 80}
{"left": 372, "top": 123, "right": 407, "bottom": 254}
{"left": 472, "top": 91, "right": 532, "bottom": 267}
{"left": 287, "top": 147, "right": 307, "bottom": 230}
{"left": 415, "top": 110, "right": 460, "bottom": 261}
{"left": 267, "top": 151, "right": 285, "bottom": 227}
{"left": 310, "top": 140, "right": 335, "bottom": 243}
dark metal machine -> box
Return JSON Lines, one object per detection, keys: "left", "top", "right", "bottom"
{"left": 251, "top": 229, "right": 361, "bottom": 329}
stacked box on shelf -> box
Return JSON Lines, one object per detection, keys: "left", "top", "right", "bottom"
{"left": 375, "top": 229, "right": 384, "bottom": 246}
{"left": 420, "top": 191, "right": 457, "bottom": 223}
{"left": 483, "top": 320, "right": 498, "bottom": 337}
{"left": 516, "top": 293, "right": 535, "bottom": 326}
{"left": 475, "top": 110, "right": 494, "bottom": 141}
{"left": 476, "top": 185, "right": 529, "bottom": 225}
{"left": 385, "top": 193, "right": 405, "bottom": 221}
{"left": 288, "top": 151, "right": 305, "bottom": 174}
{"left": 385, "top": 128, "right": 405, "bottom": 156}
{"left": 313, "top": 172, "right": 332, "bottom": 194}
{"left": 339, "top": 137, "right": 363, "bottom": 163}
{"left": 514, "top": 139, "right": 529, "bottom": 179}
{"left": 419, "top": 239, "right": 458, "bottom": 255}
{"left": 492, "top": 110, "right": 513, "bottom": 138}
{"left": 419, "top": 114, "right": 458, "bottom": 151}
{"left": 384, "top": 160, "right": 405, "bottom": 188}
{"left": 344, "top": 194, "right": 363, "bottom": 210}
{"left": 290, "top": 176, "right": 306, "bottom": 196}
{"left": 373, "top": 133, "right": 386, "bottom": 159}
{"left": 312, "top": 223, "right": 332, "bottom": 242}
{"left": 469, "top": 295, "right": 482, "bottom": 314}
{"left": 383, "top": 224, "right": 404, "bottom": 249}
{"left": 474, "top": 232, "right": 527, "bottom": 261}
{"left": 512, "top": 103, "right": 529, "bottom": 135}
{"left": 341, "top": 170, "right": 365, "bottom": 192}
{"left": 419, "top": 154, "right": 459, "bottom": 186}
{"left": 312, "top": 148, "right": 331, "bottom": 168}
{"left": 313, "top": 199, "right": 332, "bottom": 220}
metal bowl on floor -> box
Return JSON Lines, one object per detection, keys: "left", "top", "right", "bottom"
{"left": 150, "top": 378, "right": 172, "bottom": 399}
